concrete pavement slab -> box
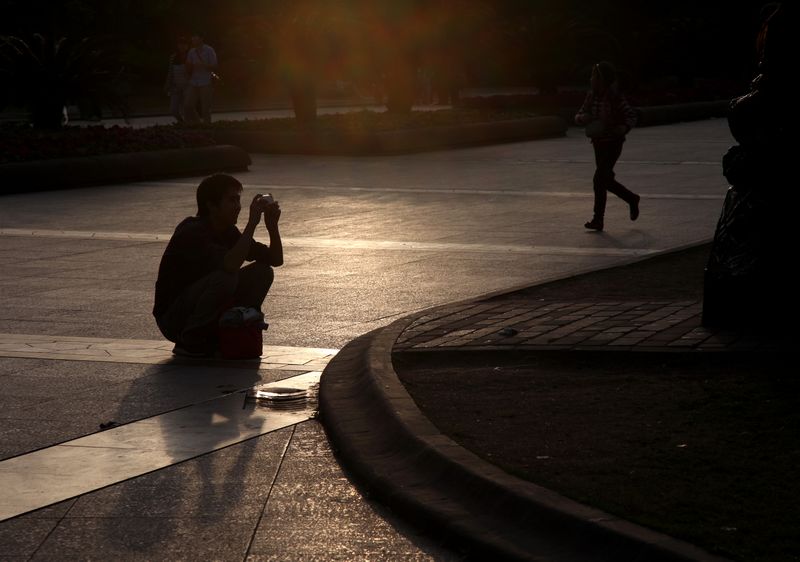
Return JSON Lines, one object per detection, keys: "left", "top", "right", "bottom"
{"left": 0, "top": 345, "right": 333, "bottom": 463}
{"left": 0, "top": 517, "right": 60, "bottom": 559}
{"left": 30, "top": 516, "right": 261, "bottom": 561}
{"left": 1, "top": 421, "right": 454, "bottom": 561}
{"left": 247, "top": 422, "right": 456, "bottom": 561}
{"left": 63, "top": 428, "right": 292, "bottom": 519}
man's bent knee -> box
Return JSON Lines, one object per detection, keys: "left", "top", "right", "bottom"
{"left": 242, "top": 262, "right": 274, "bottom": 286}
{"left": 203, "top": 270, "right": 238, "bottom": 311}
{"left": 207, "top": 270, "right": 238, "bottom": 293}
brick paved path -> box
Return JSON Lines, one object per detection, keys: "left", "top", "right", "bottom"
{"left": 396, "top": 299, "right": 787, "bottom": 352}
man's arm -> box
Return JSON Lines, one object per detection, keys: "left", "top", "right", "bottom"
{"left": 222, "top": 195, "right": 263, "bottom": 273}
{"left": 192, "top": 46, "right": 217, "bottom": 71}
{"left": 164, "top": 55, "right": 173, "bottom": 92}
{"left": 263, "top": 201, "right": 283, "bottom": 266}
{"left": 185, "top": 49, "right": 195, "bottom": 77}
{"left": 206, "top": 46, "right": 218, "bottom": 70}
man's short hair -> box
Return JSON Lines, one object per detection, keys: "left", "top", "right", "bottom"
{"left": 196, "top": 174, "right": 242, "bottom": 217}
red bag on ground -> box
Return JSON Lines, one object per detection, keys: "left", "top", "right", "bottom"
{"left": 218, "top": 323, "right": 264, "bottom": 359}
{"left": 217, "top": 306, "right": 267, "bottom": 359}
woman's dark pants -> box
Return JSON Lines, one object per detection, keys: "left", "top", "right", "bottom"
{"left": 592, "top": 139, "right": 637, "bottom": 220}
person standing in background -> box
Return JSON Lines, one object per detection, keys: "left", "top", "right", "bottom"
{"left": 184, "top": 33, "right": 217, "bottom": 125}
{"left": 164, "top": 36, "right": 190, "bottom": 123}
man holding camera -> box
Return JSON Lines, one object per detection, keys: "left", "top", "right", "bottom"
{"left": 153, "top": 173, "right": 283, "bottom": 356}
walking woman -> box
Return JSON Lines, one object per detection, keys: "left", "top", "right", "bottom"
{"left": 575, "top": 61, "right": 639, "bottom": 231}
{"left": 164, "top": 37, "right": 190, "bottom": 123}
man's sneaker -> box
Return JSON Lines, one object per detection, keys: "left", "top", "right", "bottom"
{"left": 630, "top": 194, "right": 640, "bottom": 221}
{"left": 584, "top": 218, "right": 604, "bottom": 231}
{"left": 172, "top": 344, "right": 210, "bottom": 358}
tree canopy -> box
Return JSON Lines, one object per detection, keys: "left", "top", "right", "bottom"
{"left": 1, "top": 0, "right": 774, "bottom": 101}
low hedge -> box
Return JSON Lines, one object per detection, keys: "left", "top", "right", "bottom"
{"left": 461, "top": 94, "right": 732, "bottom": 127}
{"left": 0, "top": 101, "right": 732, "bottom": 194}
{"left": 1, "top": 102, "right": 731, "bottom": 164}
{"left": 636, "top": 100, "right": 730, "bottom": 127}
{"left": 0, "top": 145, "right": 251, "bottom": 194}
{"left": 206, "top": 108, "right": 542, "bottom": 133}
{"left": 0, "top": 124, "right": 216, "bottom": 164}
{"left": 210, "top": 115, "right": 568, "bottom": 155}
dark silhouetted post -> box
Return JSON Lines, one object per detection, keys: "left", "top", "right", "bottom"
{"left": 702, "top": 3, "right": 796, "bottom": 330}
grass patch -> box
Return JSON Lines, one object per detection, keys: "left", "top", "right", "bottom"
{"left": 395, "top": 348, "right": 798, "bottom": 561}
{"left": 395, "top": 243, "right": 797, "bottom": 561}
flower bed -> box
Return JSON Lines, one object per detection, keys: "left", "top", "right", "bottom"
{"left": 1, "top": 110, "right": 542, "bottom": 163}
{"left": 203, "top": 108, "right": 565, "bottom": 155}
{"left": 0, "top": 124, "right": 216, "bottom": 164}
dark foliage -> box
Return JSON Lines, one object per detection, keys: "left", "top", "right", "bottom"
{"left": 0, "top": 1, "right": 779, "bottom": 117}
{"left": 0, "top": 123, "right": 214, "bottom": 163}
{"left": 0, "top": 34, "right": 128, "bottom": 128}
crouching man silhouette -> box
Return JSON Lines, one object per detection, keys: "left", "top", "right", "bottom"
{"left": 153, "top": 173, "right": 283, "bottom": 356}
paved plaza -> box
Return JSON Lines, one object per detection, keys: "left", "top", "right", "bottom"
{"left": 396, "top": 299, "right": 786, "bottom": 352}
{"left": 0, "top": 118, "right": 731, "bottom": 559}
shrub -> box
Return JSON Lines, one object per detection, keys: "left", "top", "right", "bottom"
{"left": 0, "top": 123, "right": 215, "bottom": 164}
{"left": 208, "top": 108, "right": 540, "bottom": 133}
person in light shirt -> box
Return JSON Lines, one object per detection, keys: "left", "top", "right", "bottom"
{"left": 184, "top": 33, "right": 218, "bottom": 125}
{"left": 164, "top": 36, "right": 190, "bottom": 123}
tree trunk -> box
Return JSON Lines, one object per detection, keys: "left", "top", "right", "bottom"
{"left": 30, "top": 98, "right": 67, "bottom": 130}
{"left": 290, "top": 79, "right": 317, "bottom": 127}
{"left": 385, "top": 60, "right": 415, "bottom": 114}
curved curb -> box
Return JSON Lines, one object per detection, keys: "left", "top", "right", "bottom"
{"left": 211, "top": 116, "right": 567, "bottom": 155}
{"left": 0, "top": 145, "right": 251, "bottom": 195}
{"left": 319, "top": 245, "right": 729, "bottom": 562}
